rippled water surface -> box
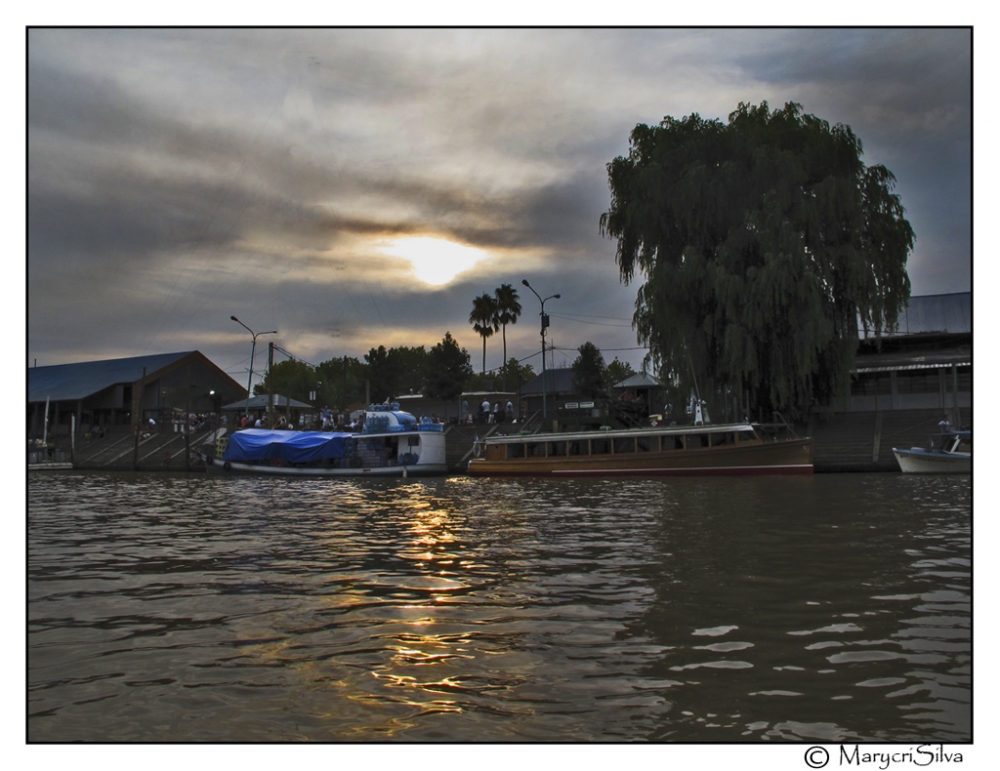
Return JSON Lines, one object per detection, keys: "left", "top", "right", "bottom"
{"left": 28, "top": 472, "right": 971, "bottom": 742}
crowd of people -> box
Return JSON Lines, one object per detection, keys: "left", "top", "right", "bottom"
{"left": 122, "top": 400, "right": 510, "bottom": 438}
{"left": 462, "top": 398, "right": 515, "bottom": 425}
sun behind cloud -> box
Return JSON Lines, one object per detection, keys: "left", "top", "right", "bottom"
{"left": 380, "top": 236, "right": 488, "bottom": 286}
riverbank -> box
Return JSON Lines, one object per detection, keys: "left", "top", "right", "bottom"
{"left": 36, "top": 407, "right": 968, "bottom": 474}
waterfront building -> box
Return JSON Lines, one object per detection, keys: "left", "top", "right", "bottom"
{"left": 27, "top": 351, "right": 245, "bottom": 443}
{"left": 842, "top": 292, "right": 970, "bottom": 420}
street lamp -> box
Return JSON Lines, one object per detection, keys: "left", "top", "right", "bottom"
{"left": 231, "top": 316, "right": 277, "bottom": 416}
{"left": 522, "top": 279, "right": 560, "bottom": 419}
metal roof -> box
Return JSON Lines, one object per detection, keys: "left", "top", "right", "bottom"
{"left": 28, "top": 352, "right": 197, "bottom": 403}
{"left": 853, "top": 347, "right": 971, "bottom": 373}
{"left": 519, "top": 368, "right": 578, "bottom": 396}
{"left": 613, "top": 372, "right": 660, "bottom": 389}
{"left": 222, "top": 394, "right": 313, "bottom": 411}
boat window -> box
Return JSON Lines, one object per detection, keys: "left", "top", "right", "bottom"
{"left": 711, "top": 432, "right": 735, "bottom": 447}
{"left": 526, "top": 442, "right": 546, "bottom": 457}
{"left": 407, "top": 436, "right": 420, "bottom": 447}
{"left": 547, "top": 441, "right": 567, "bottom": 457}
{"left": 614, "top": 437, "right": 635, "bottom": 454}
{"left": 636, "top": 436, "right": 653, "bottom": 452}
{"left": 591, "top": 437, "right": 612, "bottom": 455}
{"left": 689, "top": 434, "right": 710, "bottom": 449}
{"left": 568, "top": 441, "right": 585, "bottom": 456}
{"left": 737, "top": 430, "right": 757, "bottom": 443}
{"left": 664, "top": 434, "right": 684, "bottom": 450}
{"left": 507, "top": 443, "right": 526, "bottom": 459}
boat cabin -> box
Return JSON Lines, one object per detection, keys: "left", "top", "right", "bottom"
{"left": 482, "top": 424, "right": 761, "bottom": 462}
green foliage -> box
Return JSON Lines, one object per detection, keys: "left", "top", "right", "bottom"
{"left": 469, "top": 293, "right": 499, "bottom": 374}
{"left": 606, "top": 357, "right": 637, "bottom": 390}
{"left": 364, "top": 345, "right": 396, "bottom": 402}
{"left": 316, "top": 356, "right": 367, "bottom": 409}
{"left": 387, "top": 345, "right": 429, "bottom": 396}
{"left": 426, "top": 332, "right": 474, "bottom": 404}
{"left": 600, "top": 101, "right": 913, "bottom": 419}
{"left": 499, "top": 357, "right": 535, "bottom": 390}
{"left": 572, "top": 342, "right": 607, "bottom": 399}
{"left": 255, "top": 359, "right": 318, "bottom": 404}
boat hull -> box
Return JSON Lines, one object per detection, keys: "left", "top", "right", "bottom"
{"left": 205, "top": 457, "right": 447, "bottom": 477}
{"left": 468, "top": 430, "right": 813, "bottom": 478}
{"left": 892, "top": 448, "right": 970, "bottom": 474}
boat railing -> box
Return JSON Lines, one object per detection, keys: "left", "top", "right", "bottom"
{"left": 755, "top": 412, "right": 800, "bottom": 440}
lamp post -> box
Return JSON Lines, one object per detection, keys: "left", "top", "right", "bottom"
{"left": 231, "top": 316, "right": 277, "bottom": 417}
{"left": 521, "top": 280, "right": 560, "bottom": 419}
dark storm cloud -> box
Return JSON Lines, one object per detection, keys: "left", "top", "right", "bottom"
{"left": 733, "top": 29, "right": 970, "bottom": 126}
{"left": 26, "top": 28, "right": 972, "bottom": 377}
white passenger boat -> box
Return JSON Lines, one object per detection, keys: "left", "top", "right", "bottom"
{"left": 892, "top": 430, "right": 971, "bottom": 474}
{"left": 204, "top": 404, "right": 447, "bottom": 477}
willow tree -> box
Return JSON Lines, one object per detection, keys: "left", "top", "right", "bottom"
{"left": 600, "top": 101, "right": 914, "bottom": 420}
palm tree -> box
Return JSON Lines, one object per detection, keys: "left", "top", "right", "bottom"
{"left": 469, "top": 293, "right": 499, "bottom": 374}
{"left": 494, "top": 283, "right": 522, "bottom": 390}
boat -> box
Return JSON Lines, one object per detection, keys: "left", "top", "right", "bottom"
{"left": 892, "top": 429, "right": 971, "bottom": 474}
{"left": 467, "top": 420, "right": 813, "bottom": 477}
{"left": 204, "top": 403, "right": 447, "bottom": 477}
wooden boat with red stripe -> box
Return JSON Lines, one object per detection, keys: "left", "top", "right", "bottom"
{"left": 467, "top": 421, "right": 813, "bottom": 477}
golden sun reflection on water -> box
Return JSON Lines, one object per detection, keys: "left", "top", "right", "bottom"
{"left": 229, "top": 482, "right": 527, "bottom": 737}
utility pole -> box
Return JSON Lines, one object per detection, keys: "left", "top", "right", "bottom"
{"left": 522, "top": 280, "right": 560, "bottom": 419}
{"left": 268, "top": 342, "right": 275, "bottom": 427}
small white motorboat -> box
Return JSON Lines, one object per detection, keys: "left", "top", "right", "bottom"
{"left": 893, "top": 430, "right": 970, "bottom": 474}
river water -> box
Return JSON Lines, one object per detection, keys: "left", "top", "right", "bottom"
{"left": 27, "top": 472, "right": 970, "bottom": 743}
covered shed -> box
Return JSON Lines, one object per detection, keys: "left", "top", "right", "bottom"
{"left": 518, "top": 368, "right": 578, "bottom": 417}
{"left": 612, "top": 371, "right": 663, "bottom": 410}
{"left": 27, "top": 351, "right": 245, "bottom": 441}
{"left": 222, "top": 394, "right": 314, "bottom": 426}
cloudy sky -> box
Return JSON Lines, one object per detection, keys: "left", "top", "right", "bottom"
{"left": 26, "top": 26, "right": 972, "bottom": 388}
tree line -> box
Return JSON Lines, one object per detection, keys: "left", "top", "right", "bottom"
{"left": 253, "top": 334, "right": 640, "bottom": 418}
{"left": 254, "top": 334, "right": 537, "bottom": 415}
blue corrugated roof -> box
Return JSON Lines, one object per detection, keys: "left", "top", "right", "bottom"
{"left": 28, "top": 352, "right": 196, "bottom": 403}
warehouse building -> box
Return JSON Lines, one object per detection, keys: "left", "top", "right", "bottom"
{"left": 28, "top": 351, "right": 246, "bottom": 442}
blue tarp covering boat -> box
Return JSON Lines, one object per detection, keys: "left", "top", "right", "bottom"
{"left": 223, "top": 429, "right": 355, "bottom": 464}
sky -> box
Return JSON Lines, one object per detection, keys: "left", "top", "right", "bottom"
{"left": 26, "top": 25, "right": 972, "bottom": 390}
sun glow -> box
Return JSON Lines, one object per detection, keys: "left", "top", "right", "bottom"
{"left": 381, "top": 237, "right": 488, "bottom": 286}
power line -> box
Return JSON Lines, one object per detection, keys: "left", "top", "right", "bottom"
{"left": 548, "top": 313, "right": 633, "bottom": 328}
{"left": 272, "top": 345, "right": 318, "bottom": 369}
{"left": 551, "top": 311, "right": 634, "bottom": 322}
